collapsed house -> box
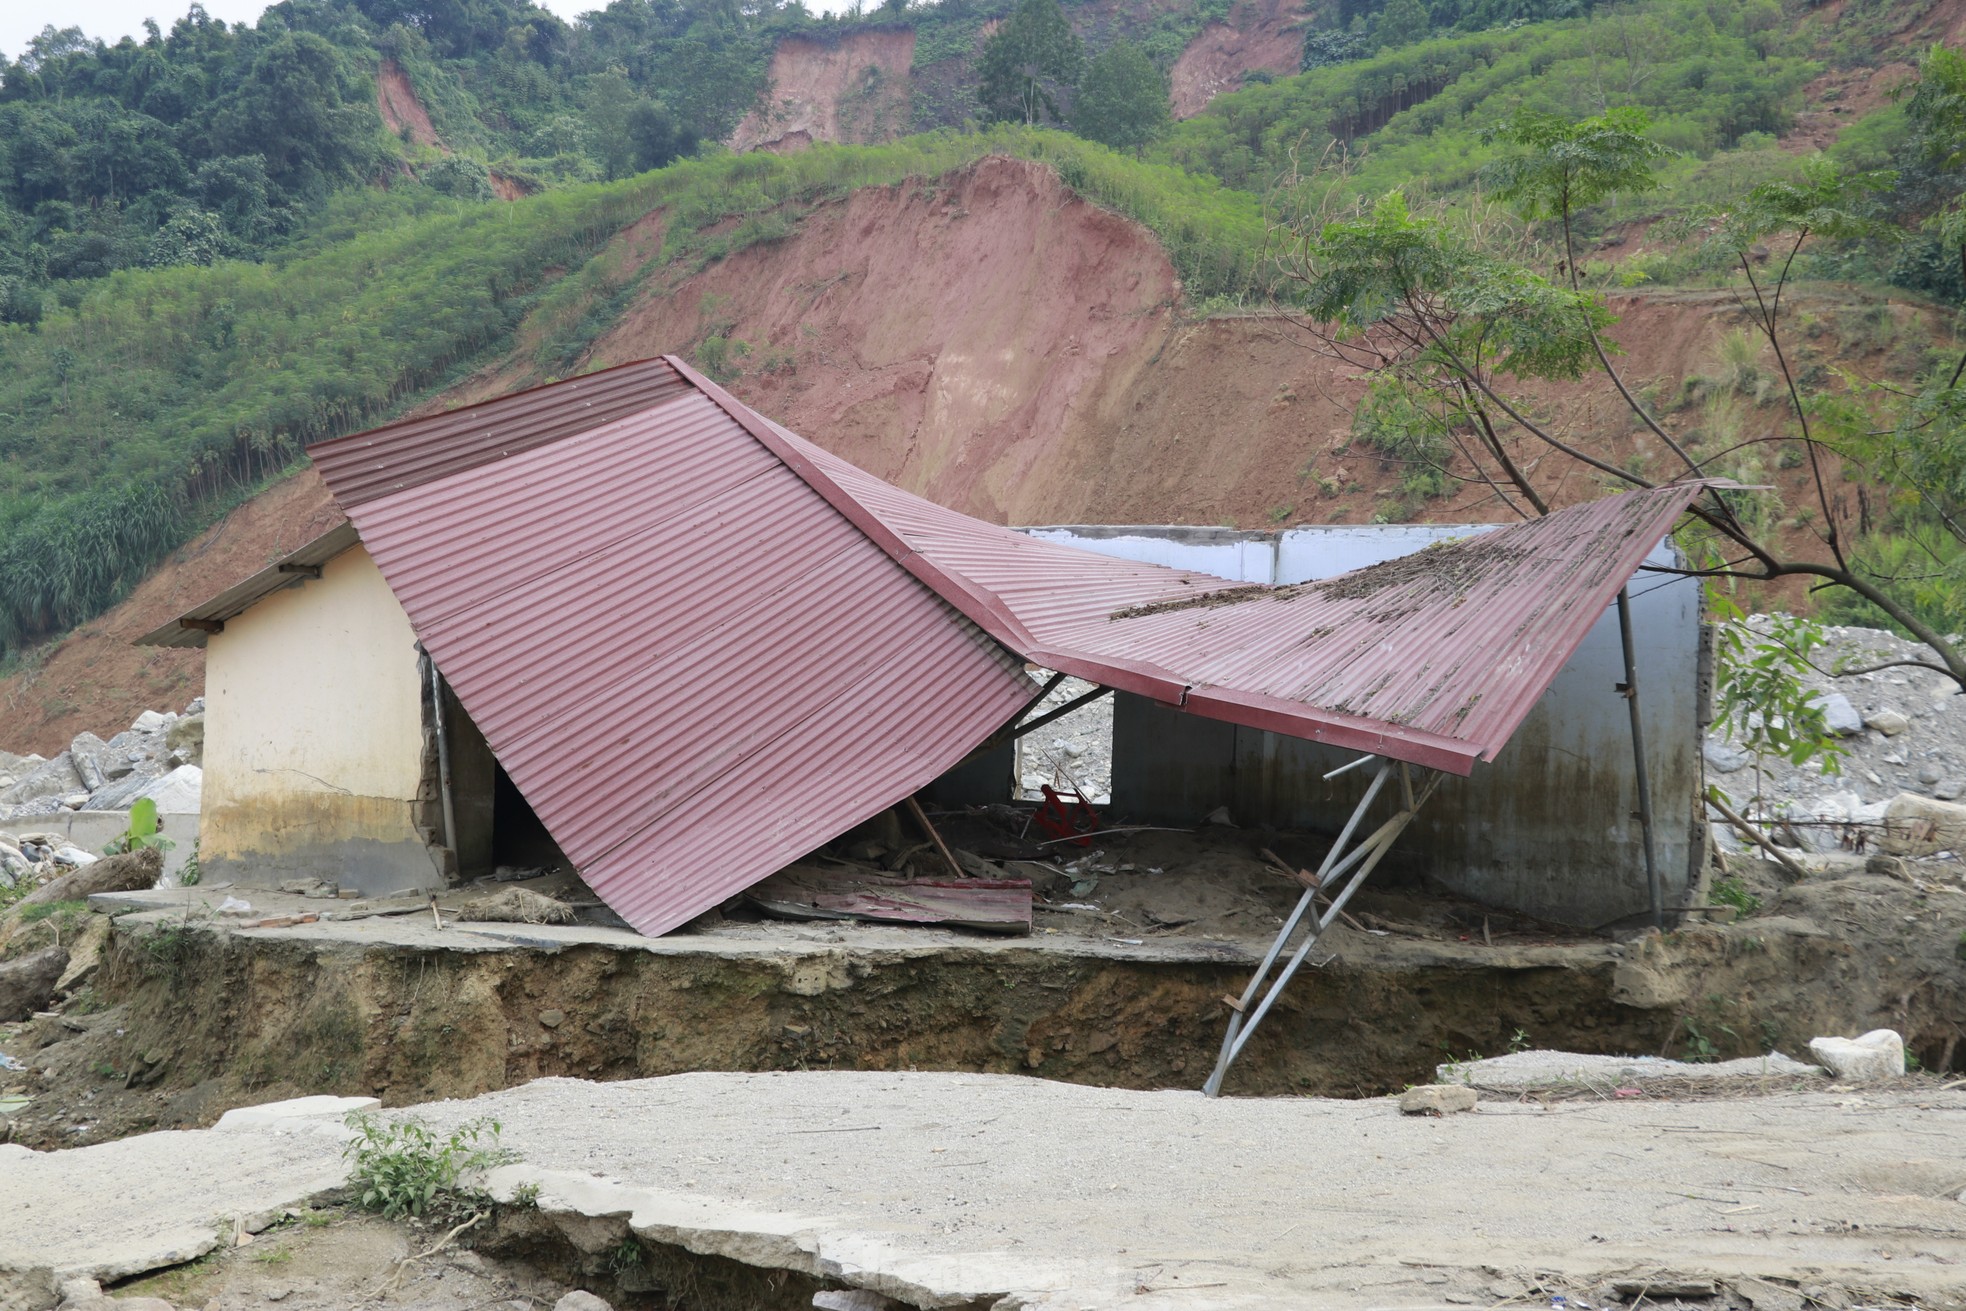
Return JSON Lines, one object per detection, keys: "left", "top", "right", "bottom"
{"left": 142, "top": 356, "right": 1713, "bottom": 1083}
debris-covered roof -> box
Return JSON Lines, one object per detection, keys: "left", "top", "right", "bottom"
{"left": 732, "top": 372, "right": 1706, "bottom": 774}
{"left": 279, "top": 355, "right": 1706, "bottom": 934}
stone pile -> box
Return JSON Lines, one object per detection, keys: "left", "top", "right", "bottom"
{"left": 0, "top": 832, "right": 97, "bottom": 890}
{"left": 0, "top": 701, "right": 203, "bottom": 827}
{"left": 1708, "top": 620, "right": 1966, "bottom": 861}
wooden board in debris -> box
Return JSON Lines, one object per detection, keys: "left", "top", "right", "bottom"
{"left": 747, "top": 864, "right": 1032, "bottom": 935}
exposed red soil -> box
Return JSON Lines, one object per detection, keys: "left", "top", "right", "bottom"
{"left": 730, "top": 30, "right": 916, "bottom": 152}
{"left": 1169, "top": 0, "right": 1311, "bottom": 118}
{"left": 376, "top": 60, "right": 444, "bottom": 153}
{"left": 5, "top": 157, "right": 1945, "bottom": 752}
{"left": 1784, "top": 60, "right": 1915, "bottom": 154}
{"left": 0, "top": 472, "right": 342, "bottom": 755}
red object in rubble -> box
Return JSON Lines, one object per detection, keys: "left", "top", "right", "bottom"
{"left": 1033, "top": 784, "right": 1100, "bottom": 846}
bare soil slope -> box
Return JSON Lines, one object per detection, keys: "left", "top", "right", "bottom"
{"left": 375, "top": 60, "right": 442, "bottom": 152}
{"left": 731, "top": 30, "right": 916, "bottom": 153}
{"left": 2, "top": 156, "right": 1943, "bottom": 750}
{"left": 1169, "top": 0, "right": 1312, "bottom": 117}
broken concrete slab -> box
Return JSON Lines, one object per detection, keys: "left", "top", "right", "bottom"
{"left": 5, "top": 1076, "right": 1965, "bottom": 1309}
{"left": 1436, "top": 1048, "right": 1822, "bottom": 1091}
{"left": 0, "top": 1114, "right": 347, "bottom": 1287}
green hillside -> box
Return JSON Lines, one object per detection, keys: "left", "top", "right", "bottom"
{"left": 0, "top": 0, "right": 1961, "bottom": 654}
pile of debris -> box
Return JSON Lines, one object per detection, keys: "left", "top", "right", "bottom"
{"left": 0, "top": 702, "right": 203, "bottom": 825}
{"left": 1707, "top": 619, "right": 1966, "bottom": 862}
{"left": 0, "top": 832, "right": 99, "bottom": 890}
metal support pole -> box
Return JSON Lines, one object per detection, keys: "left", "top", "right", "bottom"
{"left": 1204, "top": 763, "right": 1443, "bottom": 1097}
{"left": 1616, "top": 588, "right": 1663, "bottom": 930}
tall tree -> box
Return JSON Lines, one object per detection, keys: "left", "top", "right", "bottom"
{"left": 977, "top": 0, "right": 1082, "bottom": 126}
{"left": 1374, "top": 0, "right": 1431, "bottom": 48}
{"left": 1072, "top": 39, "right": 1168, "bottom": 153}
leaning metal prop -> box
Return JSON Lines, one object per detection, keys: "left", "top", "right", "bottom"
{"left": 1202, "top": 757, "right": 1443, "bottom": 1097}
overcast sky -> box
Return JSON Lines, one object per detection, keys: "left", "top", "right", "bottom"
{"left": 2, "top": 0, "right": 847, "bottom": 63}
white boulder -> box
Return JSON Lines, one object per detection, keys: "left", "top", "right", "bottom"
{"left": 1808, "top": 1029, "right": 1905, "bottom": 1082}
{"left": 1882, "top": 792, "right": 1966, "bottom": 856}
{"left": 1865, "top": 709, "right": 1910, "bottom": 736}
{"left": 137, "top": 765, "right": 202, "bottom": 814}
{"left": 1813, "top": 692, "right": 1865, "bottom": 737}
{"left": 130, "top": 710, "right": 169, "bottom": 733}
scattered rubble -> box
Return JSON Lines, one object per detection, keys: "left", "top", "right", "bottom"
{"left": 1014, "top": 674, "right": 1113, "bottom": 803}
{"left": 1708, "top": 620, "right": 1966, "bottom": 860}
{"left": 0, "top": 702, "right": 202, "bottom": 826}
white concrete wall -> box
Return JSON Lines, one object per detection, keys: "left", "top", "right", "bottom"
{"left": 201, "top": 544, "right": 442, "bottom": 895}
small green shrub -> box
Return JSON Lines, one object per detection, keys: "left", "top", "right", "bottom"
{"left": 102, "top": 798, "right": 174, "bottom": 857}
{"left": 1710, "top": 876, "right": 1762, "bottom": 916}
{"left": 343, "top": 1114, "right": 516, "bottom": 1220}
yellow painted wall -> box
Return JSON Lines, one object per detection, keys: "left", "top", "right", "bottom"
{"left": 202, "top": 543, "right": 444, "bottom": 894}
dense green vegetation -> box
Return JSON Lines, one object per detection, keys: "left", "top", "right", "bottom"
{"left": 0, "top": 126, "right": 1267, "bottom": 650}
{"left": 1158, "top": 0, "right": 1808, "bottom": 193}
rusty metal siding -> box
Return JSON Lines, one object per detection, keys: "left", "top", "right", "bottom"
{"left": 317, "top": 376, "right": 1033, "bottom": 938}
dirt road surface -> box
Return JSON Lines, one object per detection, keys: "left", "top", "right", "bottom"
{"left": 6, "top": 1073, "right": 1963, "bottom": 1310}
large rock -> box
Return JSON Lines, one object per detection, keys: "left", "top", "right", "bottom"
{"left": 0, "top": 755, "right": 83, "bottom": 807}
{"left": 1812, "top": 692, "right": 1865, "bottom": 737}
{"left": 137, "top": 765, "right": 201, "bottom": 814}
{"left": 164, "top": 714, "right": 203, "bottom": 766}
{"left": 1808, "top": 1029, "right": 1904, "bottom": 1081}
{"left": 0, "top": 946, "right": 69, "bottom": 1021}
{"left": 1865, "top": 709, "right": 1910, "bottom": 737}
{"left": 16, "top": 845, "right": 162, "bottom": 909}
{"left": 1703, "top": 738, "right": 1750, "bottom": 774}
{"left": 1882, "top": 793, "right": 1966, "bottom": 856}
{"left": 66, "top": 734, "right": 112, "bottom": 792}
{"left": 130, "top": 710, "right": 170, "bottom": 734}
{"left": 84, "top": 770, "right": 165, "bottom": 812}
{"left": 1398, "top": 1084, "right": 1477, "bottom": 1115}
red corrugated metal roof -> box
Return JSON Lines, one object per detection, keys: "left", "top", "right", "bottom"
{"left": 677, "top": 358, "right": 1707, "bottom": 775}
{"left": 307, "top": 354, "right": 1706, "bottom": 934}
{"left": 313, "top": 362, "right": 1036, "bottom": 936}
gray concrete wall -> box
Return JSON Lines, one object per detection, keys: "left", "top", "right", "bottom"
{"left": 1016, "top": 524, "right": 1708, "bottom": 929}
{"left": 24, "top": 811, "right": 202, "bottom": 886}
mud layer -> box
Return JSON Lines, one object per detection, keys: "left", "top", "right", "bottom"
{"left": 5, "top": 856, "right": 1961, "bottom": 1150}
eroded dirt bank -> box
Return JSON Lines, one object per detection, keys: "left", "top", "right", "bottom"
{"left": 7, "top": 857, "right": 1961, "bottom": 1150}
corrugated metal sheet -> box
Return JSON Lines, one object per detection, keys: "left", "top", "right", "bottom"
{"left": 678, "top": 359, "right": 1708, "bottom": 775}
{"left": 314, "top": 376, "right": 1036, "bottom": 937}
{"left": 134, "top": 522, "right": 360, "bottom": 649}
{"left": 307, "top": 358, "right": 691, "bottom": 508}
{"left": 294, "top": 352, "right": 1707, "bottom": 934}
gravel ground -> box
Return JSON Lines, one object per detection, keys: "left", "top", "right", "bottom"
{"left": 1708, "top": 619, "right": 1966, "bottom": 860}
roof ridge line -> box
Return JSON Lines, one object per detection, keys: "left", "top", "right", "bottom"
{"left": 663, "top": 354, "right": 1050, "bottom": 659}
